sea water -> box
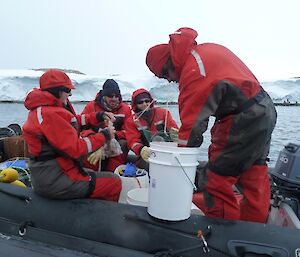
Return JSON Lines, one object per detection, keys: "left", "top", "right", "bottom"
{"left": 1, "top": 102, "right": 300, "bottom": 167}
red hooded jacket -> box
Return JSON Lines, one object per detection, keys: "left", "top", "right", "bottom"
{"left": 149, "top": 28, "right": 277, "bottom": 176}
{"left": 23, "top": 89, "right": 107, "bottom": 183}
{"left": 131, "top": 88, "right": 178, "bottom": 134}
{"left": 82, "top": 92, "right": 144, "bottom": 156}
{"left": 147, "top": 28, "right": 277, "bottom": 222}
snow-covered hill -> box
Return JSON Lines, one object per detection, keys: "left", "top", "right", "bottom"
{"left": 0, "top": 69, "right": 299, "bottom": 103}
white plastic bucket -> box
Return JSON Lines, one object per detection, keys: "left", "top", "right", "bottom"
{"left": 148, "top": 142, "right": 200, "bottom": 221}
{"left": 127, "top": 188, "right": 148, "bottom": 207}
{"left": 114, "top": 165, "right": 149, "bottom": 204}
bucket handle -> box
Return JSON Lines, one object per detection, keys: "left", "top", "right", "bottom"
{"left": 173, "top": 155, "right": 197, "bottom": 191}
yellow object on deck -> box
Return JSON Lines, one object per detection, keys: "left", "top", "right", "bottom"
{"left": 0, "top": 168, "right": 19, "bottom": 183}
{"left": 10, "top": 180, "right": 26, "bottom": 187}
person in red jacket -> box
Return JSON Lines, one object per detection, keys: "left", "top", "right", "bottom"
{"left": 82, "top": 79, "right": 150, "bottom": 171}
{"left": 145, "top": 27, "right": 277, "bottom": 223}
{"left": 131, "top": 88, "right": 179, "bottom": 144}
{"left": 22, "top": 69, "right": 121, "bottom": 201}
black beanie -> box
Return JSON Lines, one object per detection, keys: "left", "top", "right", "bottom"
{"left": 102, "top": 79, "right": 121, "bottom": 96}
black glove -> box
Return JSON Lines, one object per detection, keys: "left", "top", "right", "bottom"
{"left": 195, "top": 161, "right": 208, "bottom": 192}
{"left": 113, "top": 116, "right": 124, "bottom": 131}
{"left": 100, "top": 128, "right": 111, "bottom": 141}
{"left": 96, "top": 112, "right": 106, "bottom": 122}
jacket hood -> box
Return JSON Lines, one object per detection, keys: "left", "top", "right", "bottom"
{"left": 40, "top": 69, "right": 75, "bottom": 90}
{"left": 131, "top": 88, "right": 154, "bottom": 113}
{"left": 169, "top": 27, "right": 198, "bottom": 77}
{"left": 24, "top": 88, "right": 63, "bottom": 110}
{"left": 146, "top": 44, "right": 170, "bottom": 78}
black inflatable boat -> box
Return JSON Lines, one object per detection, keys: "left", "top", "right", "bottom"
{"left": 0, "top": 182, "right": 300, "bottom": 257}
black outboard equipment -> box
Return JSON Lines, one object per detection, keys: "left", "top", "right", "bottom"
{"left": 271, "top": 143, "right": 300, "bottom": 187}
{"left": 0, "top": 127, "right": 17, "bottom": 139}
{"left": 269, "top": 143, "right": 300, "bottom": 223}
{"left": 0, "top": 123, "right": 22, "bottom": 139}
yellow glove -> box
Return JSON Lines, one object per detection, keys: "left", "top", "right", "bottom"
{"left": 140, "top": 146, "right": 151, "bottom": 162}
{"left": 169, "top": 127, "right": 179, "bottom": 142}
{"left": 87, "top": 147, "right": 105, "bottom": 165}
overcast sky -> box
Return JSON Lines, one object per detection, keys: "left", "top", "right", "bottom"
{"left": 0, "top": 0, "right": 299, "bottom": 81}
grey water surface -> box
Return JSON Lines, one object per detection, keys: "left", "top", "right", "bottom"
{"left": 1, "top": 103, "right": 299, "bottom": 167}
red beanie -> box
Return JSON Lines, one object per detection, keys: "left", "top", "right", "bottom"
{"left": 40, "top": 69, "right": 75, "bottom": 91}
{"left": 146, "top": 44, "right": 170, "bottom": 77}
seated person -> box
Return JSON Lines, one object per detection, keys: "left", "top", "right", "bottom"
{"left": 82, "top": 79, "right": 149, "bottom": 172}
{"left": 22, "top": 69, "right": 121, "bottom": 201}
{"left": 131, "top": 88, "right": 179, "bottom": 145}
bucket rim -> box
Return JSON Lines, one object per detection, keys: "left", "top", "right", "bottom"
{"left": 149, "top": 158, "right": 199, "bottom": 166}
{"left": 149, "top": 146, "right": 201, "bottom": 155}
{"left": 150, "top": 142, "right": 200, "bottom": 152}
{"left": 149, "top": 142, "right": 201, "bottom": 154}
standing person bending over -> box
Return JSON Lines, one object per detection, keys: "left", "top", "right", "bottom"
{"left": 82, "top": 79, "right": 150, "bottom": 171}
{"left": 22, "top": 69, "right": 121, "bottom": 201}
{"left": 131, "top": 88, "right": 179, "bottom": 144}
{"left": 146, "top": 27, "right": 277, "bottom": 223}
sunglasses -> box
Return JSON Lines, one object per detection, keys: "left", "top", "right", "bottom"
{"left": 61, "top": 87, "right": 71, "bottom": 93}
{"left": 137, "top": 99, "right": 151, "bottom": 105}
{"left": 106, "top": 94, "right": 120, "bottom": 98}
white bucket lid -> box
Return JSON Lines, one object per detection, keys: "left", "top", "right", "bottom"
{"left": 127, "top": 188, "right": 148, "bottom": 207}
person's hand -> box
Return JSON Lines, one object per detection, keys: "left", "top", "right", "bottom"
{"left": 99, "top": 126, "right": 116, "bottom": 141}
{"left": 96, "top": 112, "right": 116, "bottom": 123}
{"left": 104, "top": 112, "right": 116, "bottom": 123}
{"left": 87, "top": 147, "right": 105, "bottom": 165}
{"left": 140, "top": 146, "right": 151, "bottom": 162}
{"left": 107, "top": 125, "right": 116, "bottom": 139}
{"left": 169, "top": 127, "right": 179, "bottom": 142}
